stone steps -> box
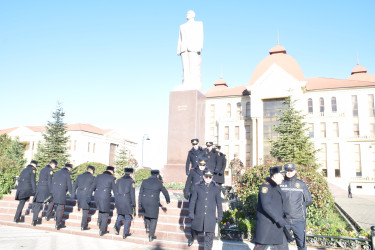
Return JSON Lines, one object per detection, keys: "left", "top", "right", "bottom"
{"left": 0, "top": 193, "right": 204, "bottom": 250}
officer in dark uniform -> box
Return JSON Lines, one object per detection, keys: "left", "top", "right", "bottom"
{"left": 32, "top": 161, "right": 55, "bottom": 226}
{"left": 73, "top": 165, "right": 95, "bottom": 231}
{"left": 91, "top": 166, "right": 116, "bottom": 236}
{"left": 186, "top": 138, "right": 204, "bottom": 175}
{"left": 139, "top": 170, "right": 170, "bottom": 242}
{"left": 188, "top": 169, "right": 223, "bottom": 249}
{"left": 280, "top": 163, "right": 312, "bottom": 250}
{"left": 44, "top": 159, "right": 58, "bottom": 221}
{"left": 184, "top": 159, "right": 207, "bottom": 200}
{"left": 203, "top": 142, "right": 217, "bottom": 172}
{"left": 213, "top": 146, "right": 226, "bottom": 185}
{"left": 14, "top": 160, "right": 38, "bottom": 223}
{"left": 114, "top": 168, "right": 136, "bottom": 239}
{"left": 52, "top": 163, "right": 73, "bottom": 230}
{"left": 253, "top": 166, "right": 289, "bottom": 250}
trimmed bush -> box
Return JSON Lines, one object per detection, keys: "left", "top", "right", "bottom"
{"left": 0, "top": 157, "right": 23, "bottom": 199}
{"left": 135, "top": 168, "right": 151, "bottom": 184}
{"left": 70, "top": 162, "right": 107, "bottom": 182}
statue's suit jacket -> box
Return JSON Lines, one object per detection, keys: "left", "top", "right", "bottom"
{"left": 177, "top": 21, "right": 203, "bottom": 55}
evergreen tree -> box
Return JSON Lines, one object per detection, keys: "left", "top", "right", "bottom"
{"left": 270, "top": 97, "right": 319, "bottom": 168}
{"left": 34, "top": 103, "right": 70, "bottom": 170}
{"left": 114, "top": 145, "right": 128, "bottom": 178}
{"left": 0, "top": 134, "right": 27, "bottom": 169}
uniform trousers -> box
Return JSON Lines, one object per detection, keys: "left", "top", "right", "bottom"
{"left": 98, "top": 212, "right": 109, "bottom": 232}
{"left": 32, "top": 202, "right": 43, "bottom": 221}
{"left": 144, "top": 217, "right": 157, "bottom": 237}
{"left": 81, "top": 209, "right": 89, "bottom": 228}
{"left": 56, "top": 204, "right": 65, "bottom": 226}
{"left": 14, "top": 199, "right": 27, "bottom": 220}
{"left": 253, "top": 234, "right": 289, "bottom": 250}
{"left": 115, "top": 214, "right": 132, "bottom": 236}
{"left": 191, "top": 230, "right": 215, "bottom": 250}
{"left": 46, "top": 198, "right": 55, "bottom": 219}
{"left": 285, "top": 220, "right": 306, "bottom": 250}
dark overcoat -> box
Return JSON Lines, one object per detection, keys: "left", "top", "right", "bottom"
{"left": 213, "top": 152, "right": 226, "bottom": 184}
{"left": 253, "top": 177, "right": 286, "bottom": 245}
{"left": 92, "top": 171, "right": 116, "bottom": 213}
{"left": 115, "top": 175, "right": 136, "bottom": 215}
{"left": 185, "top": 147, "right": 204, "bottom": 175}
{"left": 203, "top": 148, "right": 217, "bottom": 172}
{"left": 15, "top": 165, "right": 36, "bottom": 200}
{"left": 139, "top": 175, "right": 170, "bottom": 218}
{"left": 189, "top": 180, "right": 223, "bottom": 233}
{"left": 52, "top": 168, "right": 73, "bottom": 205}
{"left": 183, "top": 168, "right": 204, "bottom": 197}
{"left": 73, "top": 171, "right": 95, "bottom": 209}
{"left": 34, "top": 165, "right": 53, "bottom": 203}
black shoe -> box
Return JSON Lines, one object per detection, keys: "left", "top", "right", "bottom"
{"left": 188, "top": 238, "right": 195, "bottom": 247}
{"left": 99, "top": 230, "right": 109, "bottom": 236}
{"left": 81, "top": 227, "right": 90, "bottom": 231}
{"left": 55, "top": 225, "right": 60, "bottom": 230}
{"left": 14, "top": 218, "right": 20, "bottom": 223}
{"left": 114, "top": 226, "right": 119, "bottom": 235}
{"left": 123, "top": 233, "right": 131, "bottom": 239}
{"left": 149, "top": 235, "right": 156, "bottom": 242}
{"left": 45, "top": 216, "right": 50, "bottom": 221}
{"left": 31, "top": 220, "right": 37, "bottom": 226}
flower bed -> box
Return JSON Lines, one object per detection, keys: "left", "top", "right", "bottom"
{"left": 220, "top": 209, "right": 255, "bottom": 240}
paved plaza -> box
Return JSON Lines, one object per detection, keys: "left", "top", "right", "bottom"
{"left": 328, "top": 183, "right": 375, "bottom": 231}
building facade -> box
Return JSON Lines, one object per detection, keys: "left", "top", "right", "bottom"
{"left": 205, "top": 44, "right": 375, "bottom": 193}
{"left": 0, "top": 123, "right": 137, "bottom": 167}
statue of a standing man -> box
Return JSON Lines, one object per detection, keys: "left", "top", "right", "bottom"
{"left": 177, "top": 10, "right": 203, "bottom": 92}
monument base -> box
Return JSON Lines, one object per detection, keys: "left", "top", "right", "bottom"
{"left": 162, "top": 164, "right": 186, "bottom": 183}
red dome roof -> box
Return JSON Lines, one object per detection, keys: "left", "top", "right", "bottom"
{"left": 347, "top": 64, "right": 375, "bottom": 82}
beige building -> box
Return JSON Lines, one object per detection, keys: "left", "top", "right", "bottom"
{"left": 0, "top": 123, "right": 137, "bottom": 167}
{"left": 205, "top": 43, "right": 375, "bottom": 194}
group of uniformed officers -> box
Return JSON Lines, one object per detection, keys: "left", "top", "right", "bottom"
{"left": 14, "top": 159, "right": 170, "bottom": 242}
{"left": 14, "top": 138, "right": 312, "bottom": 250}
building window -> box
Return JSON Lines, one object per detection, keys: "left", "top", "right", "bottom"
{"left": 235, "top": 126, "right": 239, "bottom": 140}
{"left": 210, "top": 104, "right": 215, "bottom": 124}
{"left": 308, "top": 123, "right": 314, "bottom": 138}
{"left": 236, "top": 102, "right": 241, "bottom": 120}
{"left": 354, "top": 144, "right": 362, "bottom": 177}
{"left": 331, "top": 97, "right": 337, "bottom": 112}
{"left": 308, "top": 98, "right": 313, "bottom": 114}
{"left": 320, "top": 122, "right": 326, "bottom": 138}
{"left": 234, "top": 145, "right": 240, "bottom": 156}
{"left": 246, "top": 102, "right": 250, "bottom": 117}
{"left": 74, "top": 140, "right": 77, "bottom": 151}
{"left": 93, "top": 143, "right": 96, "bottom": 153}
{"left": 352, "top": 95, "right": 358, "bottom": 117}
{"left": 353, "top": 118, "right": 360, "bottom": 136}
{"left": 246, "top": 144, "right": 251, "bottom": 166}
{"left": 369, "top": 94, "right": 375, "bottom": 136}
{"left": 88, "top": 142, "right": 90, "bottom": 152}
{"left": 224, "top": 126, "right": 229, "bottom": 140}
{"left": 226, "top": 103, "right": 231, "bottom": 118}
{"left": 245, "top": 125, "right": 250, "bottom": 140}
{"left": 68, "top": 140, "right": 72, "bottom": 151}
{"left": 223, "top": 145, "right": 229, "bottom": 164}
{"left": 210, "top": 127, "right": 214, "bottom": 137}
{"left": 333, "top": 122, "right": 339, "bottom": 137}
{"left": 319, "top": 97, "right": 324, "bottom": 114}
{"left": 333, "top": 143, "right": 340, "bottom": 177}
{"left": 321, "top": 143, "right": 327, "bottom": 177}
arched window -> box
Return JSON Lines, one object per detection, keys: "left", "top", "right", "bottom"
{"left": 331, "top": 97, "right": 337, "bottom": 112}
{"left": 320, "top": 97, "right": 325, "bottom": 113}
{"left": 308, "top": 98, "right": 313, "bottom": 114}
{"left": 226, "top": 103, "right": 231, "bottom": 118}
{"left": 236, "top": 102, "right": 241, "bottom": 119}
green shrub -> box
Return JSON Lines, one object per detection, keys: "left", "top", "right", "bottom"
{"left": 0, "top": 157, "right": 23, "bottom": 199}
{"left": 220, "top": 208, "right": 254, "bottom": 238}
{"left": 163, "top": 182, "right": 185, "bottom": 190}
{"left": 70, "top": 162, "right": 107, "bottom": 183}
{"left": 135, "top": 168, "right": 151, "bottom": 184}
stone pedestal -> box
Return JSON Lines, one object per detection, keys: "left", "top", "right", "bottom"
{"left": 163, "top": 90, "right": 206, "bottom": 183}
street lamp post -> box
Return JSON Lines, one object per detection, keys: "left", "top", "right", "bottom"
{"left": 142, "top": 134, "right": 150, "bottom": 168}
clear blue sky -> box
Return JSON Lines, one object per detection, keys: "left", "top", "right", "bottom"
{"left": 1, "top": 1, "right": 374, "bottom": 166}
